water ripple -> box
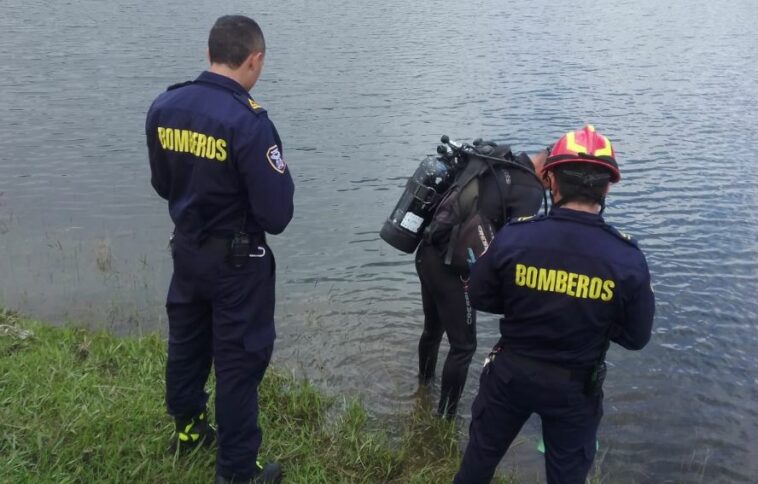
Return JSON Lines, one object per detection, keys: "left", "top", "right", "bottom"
{"left": 1, "top": 0, "right": 757, "bottom": 481}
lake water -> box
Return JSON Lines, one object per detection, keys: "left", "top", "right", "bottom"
{"left": 1, "top": 0, "right": 757, "bottom": 482}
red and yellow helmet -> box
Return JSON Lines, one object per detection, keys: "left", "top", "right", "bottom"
{"left": 543, "top": 125, "right": 620, "bottom": 183}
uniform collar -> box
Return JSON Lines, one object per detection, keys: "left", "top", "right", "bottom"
{"left": 195, "top": 71, "right": 249, "bottom": 96}
{"left": 549, "top": 207, "right": 605, "bottom": 226}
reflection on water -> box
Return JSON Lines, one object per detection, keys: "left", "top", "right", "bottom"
{"left": 1, "top": 0, "right": 757, "bottom": 481}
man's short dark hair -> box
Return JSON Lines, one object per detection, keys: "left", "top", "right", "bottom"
{"left": 553, "top": 163, "right": 611, "bottom": 205}
{"left": 208, "top": 15, "right": 265, "bottom": 68}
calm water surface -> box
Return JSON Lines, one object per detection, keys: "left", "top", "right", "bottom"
{"left": 1, "top": 0, "right": 757, "bottom": 482}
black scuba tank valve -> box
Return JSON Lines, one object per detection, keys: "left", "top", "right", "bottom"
{"left": 441, "top": 135, "right": 462, "bottom": 151}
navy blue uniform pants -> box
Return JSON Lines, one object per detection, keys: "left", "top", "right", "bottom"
{"left": 166, "top": 236, "right": 275, "bottom": 479}
{"left": 415, "top": 243, "right": 477, "bottom": 417}
{"left": 454, "top": 351, "right": 602, "bottom": 484}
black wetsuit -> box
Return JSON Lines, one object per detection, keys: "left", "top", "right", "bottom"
{"left": 415, "top": 153, "right": 543, "bottom": 417}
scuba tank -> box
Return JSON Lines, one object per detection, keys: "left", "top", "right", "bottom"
{"left": 380, "top": 136, "right": 462, "bottom": 253}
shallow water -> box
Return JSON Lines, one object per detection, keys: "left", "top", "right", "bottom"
{"left": 1, "top": 0, "right": 757, "bottom": 481}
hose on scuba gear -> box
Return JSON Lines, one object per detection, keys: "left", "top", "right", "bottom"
{"left": 380, "top": 135, "right": 549, "bottom": 254}
{"left": 450, "top": 140, "right": 549, "bottom": 217}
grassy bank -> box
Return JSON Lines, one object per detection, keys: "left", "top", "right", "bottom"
{"left": 0, "top": 310, "right": 516, "bottom": 483}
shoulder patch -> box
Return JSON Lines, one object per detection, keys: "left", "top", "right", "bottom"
{"left": 604, "top": 225, "right": 639, "bottom": 248}
{"left": 166, "top": 80, "right": 193, "bottom": 91}
{"left": 248, "top": 98, "right": 263, "bottom": 111}
{"left": 233, "top": 93, "right": 267, "bottom": 115}
{"left": 509, "top": 214, "right": 545, "bottom": 225}
{"left": 266, "top": 145, "right": 287, "bottom": 174}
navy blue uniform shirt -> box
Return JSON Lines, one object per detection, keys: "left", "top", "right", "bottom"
{"left": 146, "top": 71, "right": 294, "bottom": 241}
{"left": 469, "top": 207, "right": 655, "bottom": 368}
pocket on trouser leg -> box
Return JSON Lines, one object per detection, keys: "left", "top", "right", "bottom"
{"left": 545, "top": 437, "right": 598, "bottom": 484}
{"left": 235, "top": 344, "right": 273, "bottom": 388}
{"left": 465, "top": 392, "right": 491, "bottom": 457}
{"left": 469, "top": 363, "right": 512, "bottom": 424}
{"left": 242, "top": 321, "right": 275, "bottom": 354}
{"left": 240, "top": 279, "right": 276, "bottom": 354}
{"left": 250, "top": 344, "right": 273, "bottom": 370}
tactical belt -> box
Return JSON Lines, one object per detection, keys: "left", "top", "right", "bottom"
{"left": 202, "top": 233, "right": 266, "bottom": 251}
{"left": 501, "top": 347, "right": 592, "bottom": 382}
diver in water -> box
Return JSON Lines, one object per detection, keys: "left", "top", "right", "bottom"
{"left": 415, "top": 144, "right": 547, "bottom": 418}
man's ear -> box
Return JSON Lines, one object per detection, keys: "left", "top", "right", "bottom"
{"left": 248, "top": 51, "right": 264, "bottom": 69}
{"left": 542, "top": 172, "right": 553, "bottom": 190}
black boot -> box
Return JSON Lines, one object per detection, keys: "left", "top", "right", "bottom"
{"left": 215, "top": 461, "right": 282, "bottom": 484}
{"left": 171, "top": 409, "right": 215, "bottom": 452}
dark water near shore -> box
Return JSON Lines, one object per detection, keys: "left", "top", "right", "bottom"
{"left": 2, "top": 0, "right": 757, "bottom": 481}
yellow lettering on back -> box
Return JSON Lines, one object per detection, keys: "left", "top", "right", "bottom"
{"left": 566, "top": 272, "right": 578, "bottom": 297}
{"left": 576, "top": 274, "right": 590, "bottom": 299}
{"left": 515, "top": 264, "right": 526, "bottom": 286}
{"left": 509, "top": 263, "right": 615, "bottom": 302}
{"left": 172, "top": 129, "right": 182, "bottom": 151}
{"left": 157, "top": 127, "right": 166, "bottom": 148}
{"left": 555, "top": 271, "right": 568, "bottom": 293}
{"left": 589, "top": 277, "right": 603, "bottom": 299}
{"left": 514, "top": 264, "right": 616, "bottom": 302}
{"left": 216, "top": 139, "right": 227, "bottom": 162}
{"left": 195, "top": 133, "right": 207, "bottom": 157}
{"left": 537, "top": 268, "right": 556, "bottom": 292}
{"left": 526, "top": 266, "right": 538, "bottom": 288}
{"left": 601, "top": 280, "right": 615, "bottom": 301}
{"left": 175, "top": 129, "right": 189, "bottom": 153}
{"left": 190, "top": 132, "right": 198, "bottom": 154}
{"left": 205, "top": 136, "right": 216, "bottom": 159}
{"left": 154, "top": 129, "right": 227, "bottom": 162}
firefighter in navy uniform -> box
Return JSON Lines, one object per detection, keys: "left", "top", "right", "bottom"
{"left": 453, "top": 125, "right": 655, "bottom": 484}
{"left": 145, "top": 16, "right": 293, "bottom": 484}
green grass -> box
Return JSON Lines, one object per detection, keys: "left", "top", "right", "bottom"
{"left": 0, "top": 310, "right": 522, "bottom": 483}
{"left": 0, "top": 309, "right": 614, "bottom": 483}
